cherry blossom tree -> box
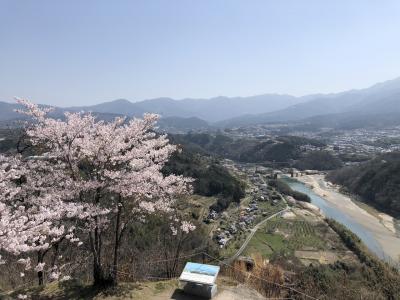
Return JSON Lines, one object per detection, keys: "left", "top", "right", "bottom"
{"left": 0, "top": 154, "right": 93, "bottom": 284}
{"left": 12, "top": 99, "right": 193, "bottom": 286}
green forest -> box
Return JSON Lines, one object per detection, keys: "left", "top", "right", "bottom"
{"left": 171, "top": 132, "right": 342, "bottom": 170}
{"left": 163, "top": 144, "right": 246, "bottom": 212}
{"left": 328, "top": 152, "right": 400, "bottom": 218}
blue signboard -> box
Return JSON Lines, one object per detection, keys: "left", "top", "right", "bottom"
{"left": 180, "top": 262, "right": 220, "bottom": 285}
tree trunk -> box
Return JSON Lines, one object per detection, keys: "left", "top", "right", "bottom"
{"left": 90, "top": 188, "right": 112, "bottom": 287}
{"left": 171, "top": 236, "right": 184, "bottom": 277}
{"left": 111, "top": 202, "right": 122, "bottom": 285}
{"left": 37, "top": 251, "right": 44, "bottom": 286}
{"left": 93, "top": 256, "right": 106, "bottom": 286}
{"left": 90, "top": 224, "right": 110, "bottom": 286}
{"left": 90, "top": 230, "right": 111, "bottom": 287}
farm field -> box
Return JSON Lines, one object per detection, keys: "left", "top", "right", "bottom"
{"left": 243, "top": 210, "right": 357, "bottom": 266}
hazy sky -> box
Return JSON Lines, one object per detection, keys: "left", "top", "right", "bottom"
{"left": 1, "top": 1, "right": 400, "bottom": 106}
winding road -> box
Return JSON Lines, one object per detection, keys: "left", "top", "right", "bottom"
{"left": 224, "top": 201, "right": 289, "bottom": 264}
{"left": 221, "top": 162, "right": 290, "bottom": 264}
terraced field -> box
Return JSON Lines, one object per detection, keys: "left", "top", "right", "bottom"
{"left": 243, "top": 213, "right": 351, "bottom": 263}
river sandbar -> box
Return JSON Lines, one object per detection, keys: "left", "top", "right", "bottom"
{"left": 297, "top": 174, "right": 400, "bottom": 263}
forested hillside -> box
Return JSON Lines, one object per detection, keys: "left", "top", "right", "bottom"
{"left": 171, "top": 133, "right": 326, "bottom": 164}
{"left": 294, "top": 151, "right": 343, "bottom": 170}
{"left": 163, "top": 145, "right": 245, "bottom": 212}
{"left": 328, "top": 152, "right": 400, "bottom": 218}
{"left": 171, "top": 133, "right": 345, "bottom": 171}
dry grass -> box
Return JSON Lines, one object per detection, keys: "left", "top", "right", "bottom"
{"left": 222, "top": 254, "right": 285, "bottom": 298}
{"left": 0, "top": 279, "right": 179, "bottom": 300}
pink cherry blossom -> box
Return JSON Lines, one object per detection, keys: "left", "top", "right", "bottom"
{"left": 1, "top": 99, "right": 194, "bottom": 285}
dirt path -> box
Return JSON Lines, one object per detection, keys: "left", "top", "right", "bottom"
{"left": 153, "top": 284, "right": 266, "bottom": 300}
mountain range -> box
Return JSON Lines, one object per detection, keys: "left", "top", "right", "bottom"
{"left": 1, "top": 77, "right": 400, "bottom": 131}
{"left": 216, "top": 77, "right": 400, "bottom": 127}
{"left": 65, "top": 94, "right": 305, "bottom": 122}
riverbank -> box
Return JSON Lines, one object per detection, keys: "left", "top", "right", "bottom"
{"left": 296, "top": 174, "right": 400, "bottom": 263}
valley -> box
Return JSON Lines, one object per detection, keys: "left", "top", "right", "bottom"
{"left": 212, "top": 161, "right": 400, "bottom": 266}
{"left": 2, "top": 3, "right": 400, "bottom": 299}
{"left": 1, "top": 78, "right": 400, "bottom": 300}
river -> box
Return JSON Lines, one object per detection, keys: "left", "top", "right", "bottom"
{"left": 282, "top": 177, "right": 391, "bottom": 261}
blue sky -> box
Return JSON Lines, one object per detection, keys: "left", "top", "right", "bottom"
{"left": 1, "top": 1, "right": 400, "bottom": 106}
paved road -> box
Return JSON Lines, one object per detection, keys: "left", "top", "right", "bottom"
{"left": 224, "top": 205, "right": 289, "bottom": 264}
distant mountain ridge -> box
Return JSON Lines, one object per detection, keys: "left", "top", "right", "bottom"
{"left": 1, "top": 76, "right": 400, "bottom": 131}
{"left": 66, "top": 94, "right": 307, "bottom": 122}
{"left": 217, "top": 77, "right": 400, "bottom": 127}
{"left": 157, "top": 116, "right": 210, "bottom": 133}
